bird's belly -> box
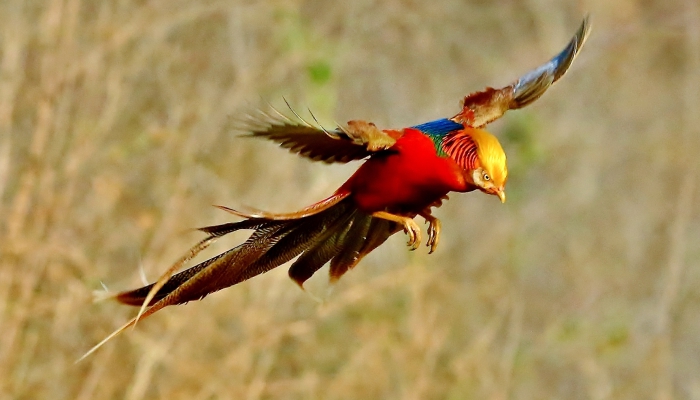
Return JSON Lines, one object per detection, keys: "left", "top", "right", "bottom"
{"left": 352, "top": 178, "right": 450, "bottom": 213}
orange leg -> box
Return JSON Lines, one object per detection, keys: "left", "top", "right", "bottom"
{"left": 371, "top": 211, "right": 421, "bottom": 250}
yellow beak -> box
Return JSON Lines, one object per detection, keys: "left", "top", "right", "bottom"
{"left": 496, "top": 188, "right": 506, "bottom": 203}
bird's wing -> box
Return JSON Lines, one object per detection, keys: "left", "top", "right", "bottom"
{"left": 451, "top": 16, "right": 591, "bottom": 128}
{"left": 411, "top": 118, "right": 465, "bottom": 137}
{"left": 241, "top": 104, "right": 398, "bottom": 164}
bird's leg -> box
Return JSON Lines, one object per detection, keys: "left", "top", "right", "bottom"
{"left": 419, "top": 209, "right": 441, "bottom": 254}
{"left": 371, "top": 211, "right": 421, "bottom": 250}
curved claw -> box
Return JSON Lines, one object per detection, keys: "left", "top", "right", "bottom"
{"left": 425, "top": 218, "right": 441, "bottom": 254}
{"left": 511, "top": 15, "right": 591, "bottom": 108}
{"left": 404, "top": 218, "right": 421, "bottom": 250}
{"left": 420, "top": 212, "right": 441, "bottom": 254}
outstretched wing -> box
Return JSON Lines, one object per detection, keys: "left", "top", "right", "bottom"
{"left": 240, "top": 104, "right": 398, "bottom": 164}
{"left": 451, "top": 16, "right": 591, "bottom": 128}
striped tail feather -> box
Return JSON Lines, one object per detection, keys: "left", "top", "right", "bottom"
{"left": 115, "top": 197, "right": 401, "bottom": 308}
{"left": 79, "top": 196, "right": 404, "bottom": 361}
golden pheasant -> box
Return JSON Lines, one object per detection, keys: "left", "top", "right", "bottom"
{"left": 80, "top": 17, "right": 590, "bottom": 360}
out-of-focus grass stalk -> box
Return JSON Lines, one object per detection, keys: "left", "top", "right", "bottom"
{"left": 654, "top": 1, "right": 700, "bottom": 399}
{"left": 1, "top": 1, "right": 699, "bottom": 399}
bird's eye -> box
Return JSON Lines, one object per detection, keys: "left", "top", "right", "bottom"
{"left": 483, "top": 173, "right": 490, "bottom": 181}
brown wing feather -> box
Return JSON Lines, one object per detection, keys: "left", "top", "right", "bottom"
{"left": 452, "top": 16, "right": 591, "bottom": 128}
{"left": 239, "top": 107, "right": 397, "bottom": 164}
{"left": 246, "top": 121, "right": 371, "bottom": 163}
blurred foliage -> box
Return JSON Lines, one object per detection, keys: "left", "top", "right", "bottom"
{"left": 0, "top": 0, "right": 699, "bottom": 399}
{"left": 307, "top": 60, "right": 332, "bottom": 86}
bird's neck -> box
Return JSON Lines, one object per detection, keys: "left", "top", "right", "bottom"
{"left": 411, "top": 118, "right": 463, "bottom": 157}
{"left": 439, "top": 131, "right": 480, "bottom": 171}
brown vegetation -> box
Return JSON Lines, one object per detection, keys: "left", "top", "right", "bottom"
{"left": 1, "top": 1, "right": 699, "bottom": 399}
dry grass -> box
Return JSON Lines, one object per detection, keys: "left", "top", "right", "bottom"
{"left": 1, "top": 0, "right": 699, "bottom": 399}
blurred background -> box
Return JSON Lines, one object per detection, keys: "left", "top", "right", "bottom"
{"left": 1, "top": 0, "right": 699, "bottom": 399}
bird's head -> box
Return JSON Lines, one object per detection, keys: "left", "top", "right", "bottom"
{"left": 469, "top": 129, "right": 508, "bottom": 203}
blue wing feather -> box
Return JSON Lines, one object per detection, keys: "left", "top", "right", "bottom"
{"left": 412, "top": 118, "right": 463, "bottom": 137}
{"left": 411, "top": 118, "right": 464, "bottom": 157}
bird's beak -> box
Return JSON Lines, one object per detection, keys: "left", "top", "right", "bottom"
{"left": 496, "top": 188, "right": 506, "bottom": 203}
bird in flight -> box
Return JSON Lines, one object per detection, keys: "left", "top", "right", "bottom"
{"left": 81, "top": 17, "right": 590, "bottom": 360}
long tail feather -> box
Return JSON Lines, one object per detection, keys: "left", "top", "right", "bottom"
{"left": 132, "top": 235, "right": 218, "bottom": 327}
{"left": 149, "top": 219, "right": 290, "bottom": 305}
{"left": 331, "top": 217, "right": 400, "bottom": 282}
{"left": 288, "top": 214, "right": 357, "bottom": 287}
{"left": 241, "top": 209, "right": 356, "bottom": 281}
{"left": 115, "top": 218, "right": 288, "bottom": 307}
{"left": 115, "top": 246, "right": 241, "bottom": 306}
{"left": 214, "top": 192, "right": 348, "bottom": 220}
{"left": 83, "top": 196, "right": 405, "bottom": 359}
{"left": 288, "top": 232, "right": 343, "bottom": 287}
{"left": 329, "top": 215, "right": 373, "bottom": 281}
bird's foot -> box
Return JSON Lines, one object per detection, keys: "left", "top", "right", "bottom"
{"left": 403, "top": 218, "right": 421, "bottom": 250}
{"left": 420, "top": 211, "right": 441, "bottom": 254}
{"left": 371, "top": 211, "right": 421, "bottom": 250}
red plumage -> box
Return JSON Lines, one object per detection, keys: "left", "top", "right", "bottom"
{"left": 339, "top": 128, "right": 471, "bottom": 213}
